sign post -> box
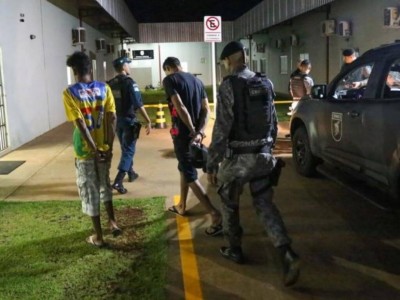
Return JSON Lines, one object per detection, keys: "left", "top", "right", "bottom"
{"left": 204, "top": 16, "right": 221, "bottom": 119}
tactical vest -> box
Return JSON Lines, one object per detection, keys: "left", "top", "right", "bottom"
{"left": 107, "top": 75, "right": 135, "bottom": 118}
{"left": 228, "top": 74, "right": 275, "bottom": 142}
{"left": 290, "top": 74, "right": 307, "bottom": 99}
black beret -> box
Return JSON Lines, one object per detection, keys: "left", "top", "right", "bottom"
{"left": 342, "top": 48, "right": 355, "bottom": 56}
{"left": 300, "top": 59, "right": 311, "bottom": 66}
{"left": 113, "top": 56, "right": 132, "bottom": 68}
{"left": 220, "top": 41, "right": 245, "bottom": 60}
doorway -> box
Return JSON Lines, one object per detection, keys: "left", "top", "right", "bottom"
{"left": 0, "top": 47, "right": 9, "bottom": 154}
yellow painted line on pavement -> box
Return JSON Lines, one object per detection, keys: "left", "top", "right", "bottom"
{"left": 173, "top": 195, "right": 203, "bottom": 300}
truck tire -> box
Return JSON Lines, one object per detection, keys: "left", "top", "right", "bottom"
{"left": 292, "top": 126, "right": 318, "bottom": 177}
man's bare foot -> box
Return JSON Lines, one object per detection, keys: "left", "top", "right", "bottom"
{"left": 86, "top": 235, "right": 107, "bottom": 247}
{"left": 167, "top": 205, "right": 186, "bottom": 216}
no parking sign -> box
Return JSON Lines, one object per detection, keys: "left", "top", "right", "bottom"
{"left": 204, "top": 16, "right": 222, "bottom": 42}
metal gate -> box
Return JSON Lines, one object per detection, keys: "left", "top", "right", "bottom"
{"left": 0, "top": 48, "right": 9, "bottom": 153}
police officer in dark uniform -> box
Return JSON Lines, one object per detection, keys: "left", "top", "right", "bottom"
{"left": 206, "top": 41, "right": 300, "bottom": 286}
{"left": 288, "top": 59, "right": 313, "bottom": 115}
{"left": 108, "top": 57, "right": 151, "bottom": 194}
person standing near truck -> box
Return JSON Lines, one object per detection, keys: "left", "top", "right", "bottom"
{"left": 207, "top": 41, "right": 300, "bottom": 286}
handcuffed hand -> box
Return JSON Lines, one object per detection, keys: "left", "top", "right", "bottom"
{"left": 190, "top": 132, "right": 204, "bottom": 144}
{"left": 95, "top": 144, "right": 112, "bottom": 162}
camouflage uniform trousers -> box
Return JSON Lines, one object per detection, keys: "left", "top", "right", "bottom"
{"left": 75, "top": 158, "right": 113, "bottom": 217}
{"left": 217, "top": 152, "right": 291, "bottom": 248}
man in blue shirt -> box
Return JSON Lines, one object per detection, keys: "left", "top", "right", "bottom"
{"left": 163, "top": 56, "right": 222, "bottom": 236}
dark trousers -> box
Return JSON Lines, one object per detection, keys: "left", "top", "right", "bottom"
{"left": 116, "top": 117, "right": 137, "bottom": 173}
{"left": 218, "top": 176, "right": 291, "bottom": 248}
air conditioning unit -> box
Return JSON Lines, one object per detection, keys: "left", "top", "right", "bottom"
{"left": 321, "top": 20, "right": 336, "bottom": 36}
{"left": 95, "top": 38, "right": 106, "bottom": 51}
{"left": 256, "top": 43, "right": 265, "bottom": 53}
{"left": 72, "top": 27, "right": 86, "bottom": 45}
{"left": 384, "top": 7, "right": 400, "bottom": 27}
{"left": 106, "top": 44, "right": 115, "bottom": 54}
{"left": 338, "top": 21, "right": 351, "bottom": 37}
{"left": 119, "top": 49, "right": 127, "bottom": 58}
{"left": 275, "top": 39, "right": 283, "bottom": 49}
{"left": 289, "top": 34, "right": 298, "bottom": 46}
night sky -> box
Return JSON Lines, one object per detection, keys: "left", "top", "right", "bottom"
{"left": 124, "top": 0, "right": 263, "bottom": 23}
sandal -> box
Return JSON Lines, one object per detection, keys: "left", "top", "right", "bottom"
{"left": 205, "top": 223, "right": 223, "bottom": 237}
{"left": 86, "top": 235, "right": 108, "bottom": 248}
{"left": 167, "top": 205, "right": 186, "bottom": 217}
{"left": 111, "top": 227, "right": 122, "bottom": 237}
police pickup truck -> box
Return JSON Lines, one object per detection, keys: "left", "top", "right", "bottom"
{"left": 290, "top": 42, "right": 400, "bottom": 201}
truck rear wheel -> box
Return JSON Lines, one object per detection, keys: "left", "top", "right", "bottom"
{"left": 292, "top": 126, "right": 319, "bottom": 177}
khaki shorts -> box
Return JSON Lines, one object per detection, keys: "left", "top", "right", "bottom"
{"left": 75, "top": 159, "right": 112, "bottom": 217}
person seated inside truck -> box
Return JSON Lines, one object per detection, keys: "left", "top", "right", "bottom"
{"left": 340, "top": 49, "right": 372, "bottom": 89}
{"left": 335, "top": 63, "right": 374, "bottom": 100}
{"left": 384, "top": 71, "right": 400, "bottom": 98}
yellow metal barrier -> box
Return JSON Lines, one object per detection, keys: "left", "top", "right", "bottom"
{"left": 154, "top": 103, "right": 166, "bottom": 129}
{"left": 143, "top": 100, "right": 292, "bottom": 110}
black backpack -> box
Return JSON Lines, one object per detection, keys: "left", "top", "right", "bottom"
{"left": 229, "top": 73, "right": 276, "bottom": 142}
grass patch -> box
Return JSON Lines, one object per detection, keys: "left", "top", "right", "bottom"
{"left": 0, "top": 198, "right": 167, "bottom": 299}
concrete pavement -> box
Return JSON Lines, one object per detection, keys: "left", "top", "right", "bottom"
{"left": 3, "top": 120, "right": 400, "bottom": 300}
{"left": 0, "top": 120, "right": 292, "bottom": 299}
{"left": 0, "top": 120, "right": 290, "bottom": 202}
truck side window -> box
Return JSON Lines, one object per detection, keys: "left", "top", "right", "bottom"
{"left": 333, "top": 63, "right": 374, "bottom": 100}
{"left": 383, "top": 59, "right": 400, "bottom": 99}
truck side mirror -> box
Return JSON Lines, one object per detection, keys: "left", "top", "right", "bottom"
{"left": 311, "top": 84, "right": 327, "bottom": 99}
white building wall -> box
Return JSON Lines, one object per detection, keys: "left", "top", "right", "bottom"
{"left": 1, "top": 0, "right": 400, "bottom": 153}
{"left": 0, "top": 0, "right": 117, "bottom": 153}
{"left": 0, "top": 0, "right": 49, "bottom": 149}
{"left": 124, "top": 42, "right": 213, "bottom": 87}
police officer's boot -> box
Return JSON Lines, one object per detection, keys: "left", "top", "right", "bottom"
{"left": 112, "top": 171, "right": 127, "bottom": 194}
{"left": 219, "top": 246, "right": 245, "bottom": 264}
{"left": 127, "top": 169, "right": 139, "bottom": 182}
{"left": 279, "top": 245, "right": 300, "bottom": 287}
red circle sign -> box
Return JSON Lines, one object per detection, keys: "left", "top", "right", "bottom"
{"left": 206, "top": 17, "right": 220, "bottom": 31}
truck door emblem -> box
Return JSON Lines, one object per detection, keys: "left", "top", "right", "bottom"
{"left": 331, "top": 112, "right": 342, "bottom": 142}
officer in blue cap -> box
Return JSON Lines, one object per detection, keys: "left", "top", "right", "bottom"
{"left": 112, "top": 56, "right": 132, "bottom": 69}
{"left": 107, "top": 56, "right": 152, "bottom": 194}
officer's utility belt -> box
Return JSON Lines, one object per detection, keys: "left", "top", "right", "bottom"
{"left": 226, "top": 144, "right": 270, "bottom": 158}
